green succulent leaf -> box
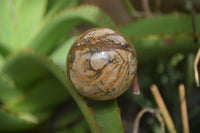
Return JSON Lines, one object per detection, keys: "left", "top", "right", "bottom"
{"left": 88, "top": 100, "right": 124, "bottom": 133}
{"left": 7, "top": 75, "right": 71, "bottom": 113}
{"left": 0, "top": 0, "right": 47, "bottom": 50}
{"left": 0, "top": 0, "right": 14, "bottom": 46}
{"left": 55, "top": 120, "right": 89, "bottom": 133}
{"left": 119, "top": 13, "right": 200, "bottom": 37}
{"left": 54, "top": 104, "right": 90, "bottom": 133}
{"left": 2, "top": 49, "right": 123, "bottom": 133}
{"left": 0, "top": 73, "right": 22, "bottom": 105}
{"left": 50, "top": 36, "right": 78, "bottom": 71}
{"left": 0, "top": 107, "right": 51, "bottom": 132}
{"left": 0, "top": 41, "right": 11, "bottom": 57}
{"left": 2, "top": 52, "right": 49, "bottom": 89}
{"left": 1, "top": 52, "right": 70, "bottom": 113}
{"left": 133, "top": 34, "right": 199, "bottom": 64}
{"left": 0, "top": 108, "right": 37, "bottom": 131}
{"left": 119, "top": 13, "right": 200, "bottom": 64}
{"left": 45, "top": 0, "right": 80, "bottom": 19}
{"left": 0, "top": 55, "right": 4, "bottom": 69}
{"left": 29, "top": 5, "right": 115, "bottom": 54}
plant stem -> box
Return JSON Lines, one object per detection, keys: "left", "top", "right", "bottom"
{"left": 194, "top": 48, "right": 200, "bottom": 87}
{"left": 151, "top": 85, "right": 177, "bottom": 133}
{"left": 186, "top": 54, "right": 194, "bottom": 92}
{"left": 133, "top": 107, "right": 165, "bottom": 133}
{"left": 122, "top": 0, "right": 135, "bottom": 13}
{"left": 179, "top": 84, "right": 190, "bottom": 133}
{"left": 122, "top": 0, "right": 141, "bottom": 17}
{"left": 141, "top": 0, "right": 152, "bottom": 17}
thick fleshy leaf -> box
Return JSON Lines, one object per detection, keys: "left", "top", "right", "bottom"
{"left": 0, "top": 73, "right": 22, "bottom": 105}
{"left": 119, "top": 13, "right": 200, "bottom": 38}
{"left": 88, "top": 100, "right": 124, "bottom": 133}
{"left": 2, "top": 52, "right": 70, "bottom": 113}
{"left": 119, "top": 13, "right": 200, "bottom": 64}
{"left": 0, "top": 41, "right": 11, "bottom": 57}
{"left": 0, "top": 107, "right": 51, "bottom": 132}
{"left": 53, "top": 104, "right": 89, "bottom": 133}
{"left": 45, "top": 0, "right": 80, "bottom": 19}
{"left": 50, "top": 36, "right": 77, "bottom": 71}
{"left": 2, "top": 53, "right": 49, "bottom": 89}
{"left": 0, "top": 55, "right": 4, "bottom": 69}
{"left": 2, "top": 50, "right": 123, "bottom": 133}
{"left": 0, "top": 51, "right": 70, "bottom": 131}
{"left": 0, "top": 108, "right": 36, "bottom": 131}
{"left": 132, "top": 34, "right": 199, "bottom": 64}
{"left": 0, "top": 0, "right": 14, "bottom": 46}
{"left": 0, "top": 0, "right": 47, "bottom": 49}
{"left": 2, "top": 50, "right": 101, "bottom": 132}
{"left": 29, "top": 5, "right": 115, "bottom": 54}
{"left": 7, "top": 75, "right": 71, "bottom": 113}
{"left": 55, "top": 120, "right": 89, "bottom": 133}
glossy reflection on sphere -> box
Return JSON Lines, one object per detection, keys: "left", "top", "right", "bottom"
{"left": 67, "top": 28, "right": 137, "bottom": 100}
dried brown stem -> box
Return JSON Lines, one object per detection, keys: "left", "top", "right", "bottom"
{"left": 151, "top": 85, "right": 177, "bottom": 133}
{"left": 133, "top": 107, "right": 165, "bottom": 133}
{"left": 141, "top": 0, "right": 152, "bottom": 17}
{"left": 179, "top": 84, "right": 190, "bottom": 133}
{"left": 194, "top": 48, "right": 200, "bottom": 87}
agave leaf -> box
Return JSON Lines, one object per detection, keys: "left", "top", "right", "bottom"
{"left": 2, "top": 50, "right": 101, "bottom": 132}
{"left": 2, "top": 52, "right": 49, "bottom": 89}
{"left": 53, "top": 104, "right": 89, "bottom": 133}
{"left": 6, "top": 74, "right": 71, "bottom": 113}
{"left": 119, "top": 13, "right": 200, "bottom": 38}
{"left": 55, "top": 120, "right": 89, "bottom": 133}
{"left": 13, "top": 0, "right": 47, "bottom": 49}
{"left": 130, "top": 34, "right": 199, "bottom": 64}
{"left": 0, "top": 0, "right": 47, "bottom": 49}
{"left": 0, "top": 55, "right": 4, "bottom": 69}
{"left": 0, "top": 0, "right": 14, "bottom": 46}
{"left": 1, "top": 49, "right": 71, "bottom": 113}
{"left": 29, "top": 5, "right": 115, "bottom": 54}
{"left": 0, "top": 107, "right": 52, "bottom": 132}
{"left": 88, "top": 100, "right": 124, "bottom": 133}
{"left": 0, "top": 73, "right": 22, "bottom": 105}
{"left": 0, "top": 108, "right": 36, "bottom": 131}
{"left": 2, "top": 50, "right": 123, "bottom": 133}
{"left": 119, "top": 13, "right": 200, "bottom": 64}
{"left": 50, "top": 36, "right": 77, "bottom": 71}
{"left": 45, "top": 0, "right": 80, "bottom": 19}
{"left": 54, "top": 106, "right": 84, "bottom": 129}
{"left": 0, "top": 41, "right": 11, "bottom": 57}
{"left": 51, "top": 37, "right": 124, "bottom": 133}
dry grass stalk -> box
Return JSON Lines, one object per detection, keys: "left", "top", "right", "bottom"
{"left": 194, "top": 48, "right": 200, "bottom": 87}
{"left": 151, "top": 85, "right": 177, "bottom": 133}
{"left": 133, "top": 107, "right": 165, "bottom": 133}
{"left": 141, "top": 0, "right": 152, "bottom": 17}
{"left": 179, "top": 84, "right": 190, "bottom": 133}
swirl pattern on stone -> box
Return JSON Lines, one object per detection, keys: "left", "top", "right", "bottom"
{"left": 67, "top": 28, "right": 137, "bottom": 100}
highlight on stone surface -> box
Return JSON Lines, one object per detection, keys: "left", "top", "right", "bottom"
{"left": 67, "top": 28, "right": 137, "bottom": 100}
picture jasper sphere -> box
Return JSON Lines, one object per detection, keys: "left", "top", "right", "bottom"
{"left": 67, "top": 28, "right": 137, "bottom": 100}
